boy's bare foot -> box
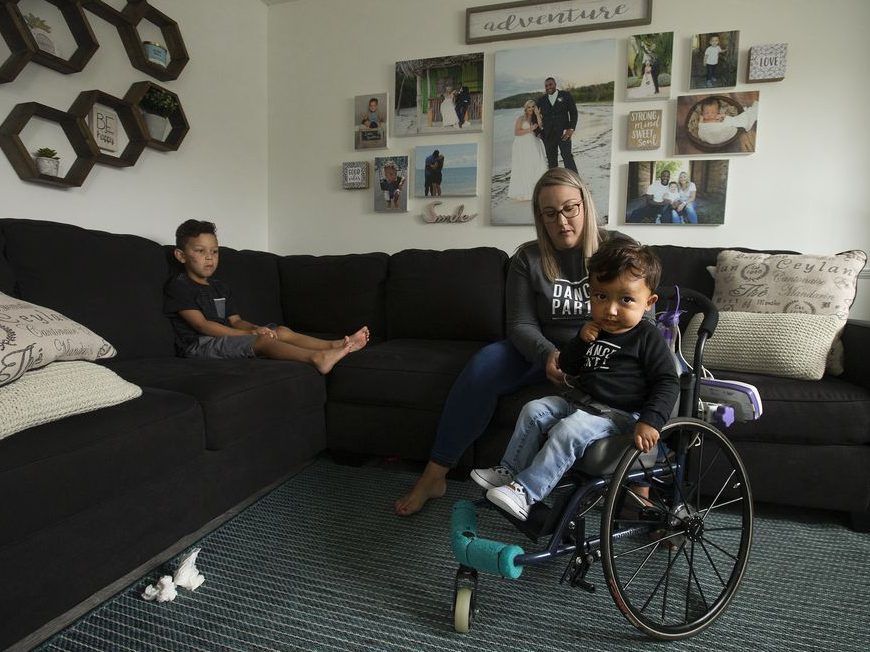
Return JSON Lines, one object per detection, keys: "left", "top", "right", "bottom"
{"left": 394, "top": 461, "right": 448, "bottom": 516}
{"left": 312, "top": 341, "right": 352, "bottom": 374}
{"left": 345, "top": 326, "right": 370, "bottom": 352}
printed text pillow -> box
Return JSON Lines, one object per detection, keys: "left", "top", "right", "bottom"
{"left": 0, "top": 292, "right": 116, "bottom": 387}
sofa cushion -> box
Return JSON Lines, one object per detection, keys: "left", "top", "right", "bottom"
{"left": 0, "top": 387, "right": 202, "bottom": 546}
{"left": 0, "top": 219, "right": 175, "bottom": 359}
{"left": 280, "top": 253, "right": 389, "bottom": 339}
{"left": 386, "top": 248, "right": 507, "bottom": 341}
{"left": 0, "top": 228, "right": 14, "bottom": 295}
{"left": 0, "top": 361, "right": 141, "bottom": 439}
{"left": 165, "top": 245, "right": 284, "bottom": 327}
{"left": 105, "top": 357, "right": 326, "bottom": 450}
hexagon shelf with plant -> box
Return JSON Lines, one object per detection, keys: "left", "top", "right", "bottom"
{"left": 125, "top": 80, "right": 188, "bottom": 151}
{"left": 0, "top": 2, "right": 34, "bottom": 83}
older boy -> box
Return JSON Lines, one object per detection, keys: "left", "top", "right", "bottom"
{"left": 471, "top": 238, "right": 679, "bottom": 521}
{"left": 165, "top": 220, "right": 369, "bottom": 374}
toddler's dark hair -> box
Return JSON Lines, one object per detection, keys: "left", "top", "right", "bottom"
{"left": 175, "top": 219, "right": 216, "bottom": 249}
{"left": 588, "top": 235, "right": 662, "bottom": 292}
{"left": 701, "top": 97, "right": 720, "bottom": 113}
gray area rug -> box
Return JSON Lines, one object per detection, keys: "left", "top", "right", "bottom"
{"left": 39, "top": 458, "right": 870, "bottom": 651}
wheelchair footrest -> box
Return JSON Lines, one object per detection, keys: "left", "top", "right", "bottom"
{"left": 451, "top": 500, "right": 525, "bottom": 579}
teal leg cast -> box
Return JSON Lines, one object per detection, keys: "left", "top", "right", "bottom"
{"left": 451, "top": 500, "right": 524, "bottom": 579}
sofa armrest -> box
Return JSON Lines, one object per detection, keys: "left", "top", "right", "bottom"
{"left": 841, "top": 319, "right": 870, "bottom": 389}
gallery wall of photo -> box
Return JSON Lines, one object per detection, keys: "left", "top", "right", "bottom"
{"left": 342, "top": 6, "right": 787, "bottom": 231}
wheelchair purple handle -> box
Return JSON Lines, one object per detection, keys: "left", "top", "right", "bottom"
{"left": 657, "top": 286, "right": 719, "bottom": 338}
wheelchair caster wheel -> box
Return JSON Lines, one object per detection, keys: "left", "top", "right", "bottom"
{"left": 453, "top": 586, "right": 475, "bottom": 633}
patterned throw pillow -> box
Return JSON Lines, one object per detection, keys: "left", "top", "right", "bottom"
{"left": 682, "top": 312, "right": 844, "bottom": 380}
{"left": 0, "top": 292, "right": 116, "bottom": 387}
{"left": 712, "top": 250, "right": 866, "bottom": 375}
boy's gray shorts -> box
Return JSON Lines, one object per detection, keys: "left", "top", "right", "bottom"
{"left": 184, "top": 335, "right": 257, "bottom": 359}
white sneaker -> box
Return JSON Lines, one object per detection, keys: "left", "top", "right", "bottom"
{"left": 487, "top": 482, "right": 532, "bottom": 521}
{"left": 470, "top": 465, "right": 513, "bottom": 490}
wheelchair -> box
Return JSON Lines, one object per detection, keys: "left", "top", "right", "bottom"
{"left": 450, "top": 288, "right": 755, "bottom": 641}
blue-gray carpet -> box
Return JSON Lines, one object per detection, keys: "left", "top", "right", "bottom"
{"left": 39, "top": 458, "right": 869, "bottom": 651}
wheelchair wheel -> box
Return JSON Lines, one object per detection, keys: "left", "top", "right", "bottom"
{"left": 600, "top": 417, "right": 753, "bottom": 640}
{"left": 453, "top": 586, "right": 475, "bottom": 633}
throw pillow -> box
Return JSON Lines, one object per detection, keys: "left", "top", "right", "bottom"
{"left": 681, "top": 312, "right": 844, "bottom": 381}
{"left": 712, "top": 249, "right": 866, "bottom": 375}
{"left": 0, "top": 292, "right": 116, "bottom": 387}
{"left": 0, "top": 361, "right": 142, "bottom": 441}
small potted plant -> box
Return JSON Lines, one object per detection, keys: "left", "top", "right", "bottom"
{"left": 139, "top": 87, "right": 179, "bottom": 140}
{"left": 33, "top": 147, "right": 60, "bottom": 176}
{"left": 24, "top": 13, "right": 55, "bottom": 55}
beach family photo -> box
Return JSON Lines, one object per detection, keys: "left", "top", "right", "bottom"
{"left": 373, "top": 156, "right": 409, "bottom": 213}
{"left": 413, "top": 143, "right": 478, "bottom": 198}
{"left": 625, "top": 159, "right": 730, "bottom": 225}
{"left": 490, "top": 39, "right": 615, "bottom": 225}
{"left": 625, "top": 31, "right": 673, "bottom": 100}
{"left": 394, "top": 53, "right": 484, "bottom": 136}
{"left": 690, "top": 30, "right": 739, "bottom": 89}
{"left": 354, "top": 93, "right": 388, "bottom": 150}
{"left": 675, "top": 91, "right": 759, "bottom": 155}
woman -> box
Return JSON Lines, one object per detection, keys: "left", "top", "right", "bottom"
{"left": 440, "top": 87, "right": 458, "bottom": 128}
{"left": 507, "top": 100, "right": 548, "bottom": 201}
{"left": 638, "top": 61, "right": 656, "bottom": 96}
{"left": 673, "top": 171, "right": 698, "bottom": 224}
{"left": 395, "top": 168, "right": 616, "bottom": 516}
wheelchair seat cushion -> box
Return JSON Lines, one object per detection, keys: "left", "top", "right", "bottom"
{"left": 576, "top": 434, "right": 657, "bottom": 476}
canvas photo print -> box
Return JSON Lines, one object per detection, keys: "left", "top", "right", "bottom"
{"left": 354, "top": 93, "right": 387, "bottom": 150}
{"left": 414, "top": 143, "right": 477, "bottom": 198}
{"left": 626, "top": 32, "right": 673, "bottom": 100}
{"left": 394, "top": 53, "right": 484, "bottom": 136}
{"left": 625, "top": 159, "right": 729, "bottom": 225}
{"left": 675, "top": 91, "right": 759, "bottom": 155}
{"left": 373, "top": 156, "right": 409, "bottom": 213}
{"left": 490, "top": 39, "right": 615, "bottom": 225}
{"left": 690, "top": 31, "right": 739, "bottom": 89}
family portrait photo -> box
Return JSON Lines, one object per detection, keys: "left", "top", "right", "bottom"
{"left": 394, "top": 53, "right": 484, "bottom": 136}
{"left": 690, "top": 30, "right": 739, "bottom": 89}
{"left": 373, "top": 156, "right": 409, "bottom": 213}
{"left": 490, "top": 39, "right": 616, "bottom": 225}
{"left": 675, "top": 91, "right": 759, "bottom": 155}
{"left": 625, "top": 159, "right": 729, "bottom": 225}
{"left": 626, "top": 31, "right": 673, "bottom": 100}
{"left": 414, "top": 143, "right": 478, "bottom": 198}
{"left": 354, "top": 93, "right": 387, "bottom": 150}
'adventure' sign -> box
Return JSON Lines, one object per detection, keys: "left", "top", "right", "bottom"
{"left": 466, "top": 0, "right": 651, "bottom": 43}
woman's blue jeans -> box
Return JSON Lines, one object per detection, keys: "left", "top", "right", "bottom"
{"left": 430, "top": 339, "right": 546, "bottom": 467}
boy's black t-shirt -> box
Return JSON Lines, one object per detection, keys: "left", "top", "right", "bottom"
{"left": 559, "top": 319, "right": 679, "bottom": 431}
{"left": 164, "top": 273, "right": 238, "bottom": 348}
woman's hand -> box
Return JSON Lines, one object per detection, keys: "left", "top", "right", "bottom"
{"left": 545, "top": 349, "right": 565, "bottom": 386}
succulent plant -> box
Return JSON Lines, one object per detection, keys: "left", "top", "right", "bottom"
{"left": 34, "top": 147, "right": 59, "bottom": 159}
{"left": 24, "top": 13, "right": 51, "bottom": 32}
{"left": 139, "top": 87, "right": 179, "bottom": 117}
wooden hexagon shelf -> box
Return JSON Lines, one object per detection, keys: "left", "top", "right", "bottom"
{"left": 117, "top": 1, "right": 188, "bottom": 81}
{"left": 0, "top": 102, "right": 99, "bottom": 187}
{"left": 4, "top": 0, "right": 99, "bottom": 74}
{"left": 80, "top": 0, "right": 144, "bottom": 26}
{"left": 124, "top": 80, "right": 189, "bottom": 151}
{"left": 0, "top": 2, "right": 34, "bottom": 83}
{"left": 69, "top": 89, "right": 148, "bottom": 168}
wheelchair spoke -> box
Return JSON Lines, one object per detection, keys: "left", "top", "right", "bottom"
{"left": 681, "top": 542, "right": 710, "bottom": 616}
{"left": 698, "top": 540, "right": 727, "bottom": 587}
{"left": 637, "top": 539, "right": 688, "bottom": 616}
{"left": 700, "top": 534, "right": 739, "bottom": 562}
{"left": 623, "top": 542, "right": 661, "bottom": 589}
{"left": 691, "top": 447, "right": 723, "bottom": 507}
{"left": 702, "top": 469, "right": 736, "bottom": 521}
{"left": 703, "top": 496, "right": 744, "bottom": 513}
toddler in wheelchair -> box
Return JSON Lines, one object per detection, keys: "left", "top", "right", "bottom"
{"left": 471, "top": 237, "right": 680, "bottom": 521}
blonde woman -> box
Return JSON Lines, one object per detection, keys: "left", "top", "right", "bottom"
{"left": 507, "top": 100, "right": 548, "bottom": 201}
{"left": 396, "top": 169, "right": 622, "bottom": 516}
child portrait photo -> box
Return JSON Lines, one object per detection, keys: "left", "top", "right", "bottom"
{"left": 490, "top": 39, "right": 616, "bottom": 225}
{"left": 373, "top": 156, "right": 409, "bottom": 213}
{"left": 394, "top": 53, "right": 484, "bottom": 136}
{"left": 625, "top": 159, "right": 730, "bottom": 225}
{"left": 354, "top": 93, "right": 387, "bottom": 150}
{"left": 626, "top": 32, "right": 673, "bottom": 100}
{"left": 690, "top": 31, "right": 739, "bottom": 89}
{"left": 675, "top": 91, "right": 759, "bottom": 155}
{"left": 414, "top": 143, "right": 477, "bottom": 198}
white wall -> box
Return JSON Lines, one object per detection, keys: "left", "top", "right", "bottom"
{"left": 0, "top": 0, "right": 269, "bottom": 250}
{"left": 267, "top": 0, "right": 870, "bottom": 319}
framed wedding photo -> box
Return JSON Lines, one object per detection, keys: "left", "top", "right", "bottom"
{"left": 626, "top": 32, "right": 672, "bottom": 100}
{"left": 354, "top": 93, "right": 388, "bottom": 150}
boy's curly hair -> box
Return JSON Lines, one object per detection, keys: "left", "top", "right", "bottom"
{"left": 588, "top": 235, "right": 662, "bottom": 292}
{"left": 175, "top": 219, "right": 216, "bottom": 250}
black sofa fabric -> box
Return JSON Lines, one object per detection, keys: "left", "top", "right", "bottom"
{"left": 0, "top": 219, "right": 868, "bottom": 648}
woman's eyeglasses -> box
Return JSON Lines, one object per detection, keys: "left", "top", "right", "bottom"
{"left": 539, "top": 202, "right": 583, "bottom": 224}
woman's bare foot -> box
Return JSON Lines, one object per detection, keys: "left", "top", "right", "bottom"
{"left": 312, "top": 341, "right": 352, "bottom": 374}
{"left": 345, "top": 326, "right": 370, "bottom": 352}
{"left": 394, "top": 462, "right": 448, "bottom": 516}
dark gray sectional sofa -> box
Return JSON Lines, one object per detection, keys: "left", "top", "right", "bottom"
{"left": 1, "top": 218, "right": 867, "bottom": 649}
